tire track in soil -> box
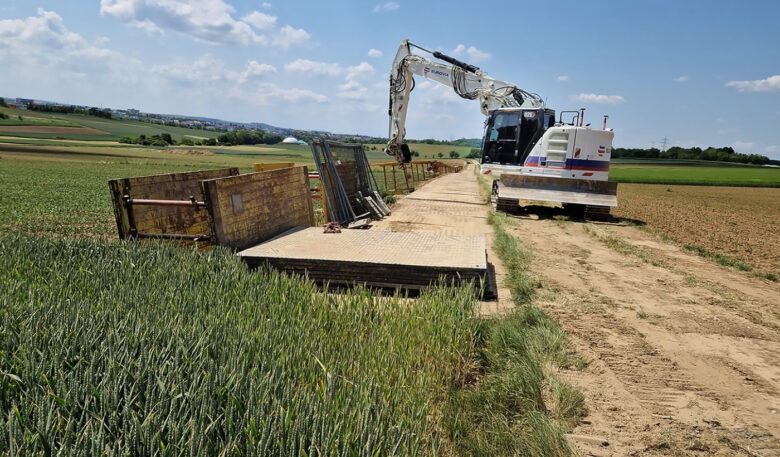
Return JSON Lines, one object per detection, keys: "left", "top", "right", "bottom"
{"left": 509, "top": 213, "right": 780, "bottom": 456}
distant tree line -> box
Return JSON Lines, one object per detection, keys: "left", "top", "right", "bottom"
{"left": 216, "top": 129, "right": 283, "bottom": 146}
{"left": 26, "top": 103, "right": 113, "bottom": 119}
{"left": 613, "top": 146, "right": 769, "bottom": 165}
{"left": 119, "top": 133, "right": 177, "bottom": 147}
{"left": 119, "top": 133, "right": 223, "bottom": 147}
{"left": 118, "top": 128, "right": 289, "bottom": 147}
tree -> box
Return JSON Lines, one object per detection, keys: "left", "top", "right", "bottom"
{"left": 0, "top": 97, "right": 7, "bottom": 107}
{"left": 449, "top": 150, "right": 460, "bottom": 159}
{"left": 614, "top": 145, "right": 768, "bottom": 165}
{"left": 160, "top": 133, "right": 173, "bottom": 145}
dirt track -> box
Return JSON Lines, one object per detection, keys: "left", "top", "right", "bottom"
{"left": 515, "top": 213, "right": 780, "bottom": 456}
{"left": 380, "top": 166, "right": 780, "bottom": 456}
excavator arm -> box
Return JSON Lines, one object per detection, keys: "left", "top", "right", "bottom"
{"left": 385, "top": 39, "right": 543, "bottom": 164}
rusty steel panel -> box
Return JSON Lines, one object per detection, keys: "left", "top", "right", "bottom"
{"left": 253, "top": 162, "right": 295, "bottom": 172}
{"left": 201, "top": 166, "right": 315, "bottom": 251}
{"left": 108, "top": 168, "right": 239, "bottom": 246}
{"left": 333, "top": 161, "right": 359, "bottom": 196}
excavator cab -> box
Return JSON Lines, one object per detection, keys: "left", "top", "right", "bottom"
{"left": 481, "top": 108, "right": 555, "bottom": 165}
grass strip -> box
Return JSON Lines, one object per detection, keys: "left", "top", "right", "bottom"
{"left": 442, "top": 209, "right": 586, "bottom": 456}
{"left": 683, "top": 244, "right": 753, "bottom": 271}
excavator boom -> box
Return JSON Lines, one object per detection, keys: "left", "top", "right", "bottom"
{"left": 385, "top": 39, "right": 542, "bottom": 164}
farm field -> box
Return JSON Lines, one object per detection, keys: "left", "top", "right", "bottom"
{"left": 3, "top": 125, "right": 780, "bottom": 454}
{"left": 0, "top": 235, "right": 478, "bottom": 455}
{"left": 509, "top": 208, "right": 780, "bottom": 455}
{"left": 1, "top": 144, "right": 471, "bottom": 454}
{"left": 0, "top": 147, "right": 583, "bottom": 455}
{"left": 613, "top": 183, "right": 780, "bottom": 279}
{"left": 610, "top": 162, "right": 780, "bottom": 187}
{"left": 0, "top": 107, "right": 222, "bottom": 142}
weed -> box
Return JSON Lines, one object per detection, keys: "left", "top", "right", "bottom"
{"left": 683, "top": 244, "right": 754, "bottom": 272}
{"left": 549, "top": 376, "right": 588, "bottom": 429}
{"left": 442, "top": 203, "right": 584, "bottom": 456}
{"left": 760, "top": 272, "right": 778, "bottom": 282}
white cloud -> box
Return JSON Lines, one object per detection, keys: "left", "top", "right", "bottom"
{"left": 452, "top": 44, "right": 490, "bottom": 62}
{"left": 572, "top": 93, "right": 625, "bottom": 104}
{"left": 150, "top": 55, "right": 229, "bottom": 84}
{"left": 271, "top": 25, "right": 310, "bottom": 49}
{"left": 417, "top": 80, "right": 434, "bottom": 90}
{"left": 0, "top": 9, "right": 88, "bottom": 52}
{"left": 241, "top": 60, "right": 277, "bottom": 82}
{"left": 732, "top": 141, "right": 753, "bottom": 151}
{"left": 99, "top": 0, "right": 309, "bottom": 47}
{"left": 765, "top": 145, "right": 778, "bottom": 154}
{"left": 725, "top": 75, "right": 780, "bottom": 92}
{"left": 674, "top": 76, "right": 689, "bottom": 83}
{"left": 338, "top": 80, "right": 369, "bottom": 100}
{"left": 242, "top": 11, "right": 276, "bottom": 30}
{"left": 271, "top": 86, "right": 329, "bottom": 103}
{"left": 373, "top": 2, "right": 399, "bottom": 13}
{"left": 557, "top": 75, "right": 569, "bottom": 82}
{"left": 230, "top": 83, "right": 329, "bottom": 106}
{"left": 150, "top": 55, "right": 276, "bottom": 85}
{"left": 368, "top": 48, "right": 382, "bottom": 58}
{"left": 346, "top": 61, "right": 375, "bottom": 80}
{"left": 285, "top": 59, "right": 342, "bottom": 76}
{"left": 0, "top": 9, "right": 127, "bottom": 77}
{"left": 467, "top": 46, "right": 490, "bottom": 62}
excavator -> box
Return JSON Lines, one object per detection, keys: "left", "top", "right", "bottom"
{"left": 385, "top": 39, "right": 618, "bottom": 218}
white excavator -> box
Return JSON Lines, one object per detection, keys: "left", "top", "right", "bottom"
{"left": 385, "top": 39, "right": 618, "bottom": 218}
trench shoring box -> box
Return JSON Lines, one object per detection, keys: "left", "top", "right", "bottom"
{"left": 108, "top": 166, "right": 314, "bottom": 250}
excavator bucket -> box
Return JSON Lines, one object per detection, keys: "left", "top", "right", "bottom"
{"left": 495, "top": 174, "right": 618, "bottom": 214}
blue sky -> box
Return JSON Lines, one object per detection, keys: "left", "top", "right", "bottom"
{"left": 1, "top": 1, "right": 779, "bottom": 159}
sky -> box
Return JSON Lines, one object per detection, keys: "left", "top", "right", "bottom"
{"left": 1, "top": 1, "right": 779, "bottom": 159}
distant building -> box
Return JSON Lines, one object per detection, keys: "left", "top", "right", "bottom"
{"left": 282, "top": 136, "right": 299, "bottom": 144}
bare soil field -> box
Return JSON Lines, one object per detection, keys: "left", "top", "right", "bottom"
{"left": 0, "top": 125, "right": 108, "bottom": 135}
{"left": 613, "top": 184, "right": 780, "bottom": 278}
{"left": 513, "top": 213, "right": 780, "bottom": 456}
